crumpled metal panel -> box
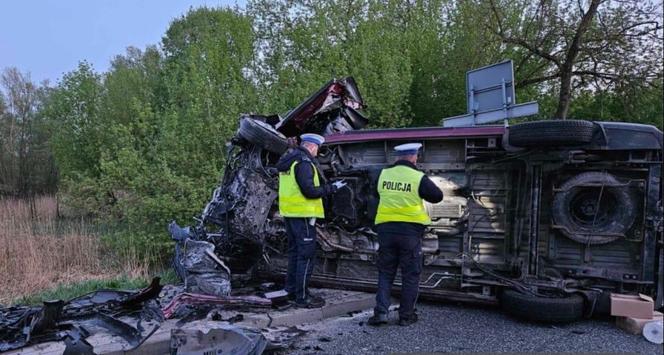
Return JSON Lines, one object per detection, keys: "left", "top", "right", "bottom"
{"left": 0, "top": 278, "right": 163, "bottom": 352}
{"left": 161, "top": 292, "right": 271, "bottom": 319}
{"left": 170, "top": 326, "right": 267, "bottom": 355}
{"left": 277, "top": 77, "right": 366, "bottom": 137}
{"left": 170, "top": 222, "right": 232, "bottom": 297}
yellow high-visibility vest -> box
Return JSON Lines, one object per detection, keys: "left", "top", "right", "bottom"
{"left": 375, "top": 165, "right": 431, "bottom": 225}
{"left": 279, "top": 160, "right": 325, "bottom": 218}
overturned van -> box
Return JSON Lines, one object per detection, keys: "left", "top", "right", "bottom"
{"left": 171, "top": 67, "right": 663, "bottom": 323}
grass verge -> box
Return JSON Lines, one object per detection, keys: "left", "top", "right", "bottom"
{"left": 0, "top": 196, "right": 176, "bottom": 304}
{"left": 15, "top": 269, "right": 179, "bottom": 305}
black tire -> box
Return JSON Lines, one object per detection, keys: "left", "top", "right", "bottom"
{"left": 552, "top": 172, "right": 638, "bottom": 244}
{"left": 238, "top": 117, "right": 289, "bottom": 154}
{"left": 590, "top": 291, "right": 612, "bottom": 316}
{"left": 501, "top": 289, "right": 585, "bottom": 323}
{"left": 508, "top": 120, "right": 595, "bottom": 147}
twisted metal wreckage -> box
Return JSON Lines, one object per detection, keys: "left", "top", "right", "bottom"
{"left": 169, "top": 68, "right": 664, "bottom": 324}
{"left": 0, "top": 279, "right": 275, "bottom": 352}
{"left": 0, "top": 278, "right": 163, "bottom": 353}
{"left": 0, "top": 79, "right": 363, "bottom": 354}
{"left": 2, "top": 63, "right": 662, "bottom": 351}
{"left": 0, "top": 79, "right": 364, "bottom": 353}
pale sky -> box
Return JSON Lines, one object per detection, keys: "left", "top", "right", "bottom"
{"left": 0, "top": 0, "right": 244, "bottom": 84}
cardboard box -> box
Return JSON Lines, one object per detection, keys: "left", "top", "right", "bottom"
{"left": 610, "top": 293, "right": 654, "bottom": 318}
{"left": 616, "top": 311, "right": 663, "bottom": 335}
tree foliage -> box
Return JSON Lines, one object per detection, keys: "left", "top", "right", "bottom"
{"left": 484, "top": 0, "right": 663, "bottom": 119}
{"left": 0, "top": 68, "right": 56, "bottom": 196}
{"left": 42, "top": 8, "right": 257, "bottom": 260}
{"left": 2, "top": 2, "right": 661, "bottom": 262}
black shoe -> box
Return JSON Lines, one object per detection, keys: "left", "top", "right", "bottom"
{"left": 367, "top": 313, "right": 389, "bottom": 326}
{"left": 294, "top": 296, "right": 325, "bottom": 308}
{"left": 287, "top": 290, "right": 316, "bottom": 301}
{"left": 398, "top": 313, "right": 418, "bottom": 326}
{"left": 308, "top": 293, "right": 324, "bottom": 304}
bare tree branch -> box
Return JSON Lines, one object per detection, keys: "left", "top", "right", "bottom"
{"left": 485, "top": 0, "right": 661, "bottom": 118}
{"left": 517, "top": 72, "right": 561, "bottom": 87}
{"left": 572, "top": 70, "right": 618, "bottom": 79}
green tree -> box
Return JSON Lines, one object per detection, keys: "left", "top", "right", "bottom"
{"left": 248, "top": 0, "right": 521, "bottom": 127}
{"left": 248, "top": 0, "right": 414, "bottom": 127}
{"left": 45, "top": 62, "right": 104, "bottom": 182}
{"left": 44, "top": 8, "right": 258, "bottom": 261}
{"left": 0, "top": 68, "right": 57, "bottom": 196}
{"left": 485, "top": 0, "right": 663, "bottom": 119}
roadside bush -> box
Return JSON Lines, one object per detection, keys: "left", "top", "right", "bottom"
{"left": 45, "top": 8, "right": 257, "bottom": 262}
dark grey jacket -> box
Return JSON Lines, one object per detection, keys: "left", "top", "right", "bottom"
{"left": 276, "top": 147, "right": 335, "bottom": 198}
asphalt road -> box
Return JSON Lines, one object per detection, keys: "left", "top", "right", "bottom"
{"left": 287, "top": 301, "right": 662, "bottom": 354}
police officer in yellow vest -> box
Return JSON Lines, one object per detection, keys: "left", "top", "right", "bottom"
{"left": 368, "top": 143, "right": 443, "bottom": 326}
{"left": 276, "top": 133, "right": 346, "bottom": 308}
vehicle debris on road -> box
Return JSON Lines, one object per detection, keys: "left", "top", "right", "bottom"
{"left": 162, "top": 292, "right": 271, "bottom": 319}
{"left": 170, "top": 326, "right": 267, "bottom": 355}
{"left": 0, "top": 278, "right": 163, "bottom": 353}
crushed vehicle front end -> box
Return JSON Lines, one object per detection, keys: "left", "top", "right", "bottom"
{"left": 169, "top": 77, "right": 369, "bottom": 292}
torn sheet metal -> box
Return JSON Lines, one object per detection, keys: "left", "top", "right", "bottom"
{"left": 62, "top": 325, "right": 95, "bottom": 355}
{"left": 170, "top": 222, "right": 233, "bottom": 297}
{"left": 162, "top": 292, "right": 272, "bottom": 319}
{"left": 181, "top": 239, "right": 232, "bottom": 297}
{"left": 277, "top": 77, "right": 367, "bottom": 137}
{"left": 167, "top": 78, "right": 371, "bottom": 292}
{"left": 170, "top": 326, "right": 267, "bottom": 355}
{"left": 0, "top": 278, "right": 163, "bottom": 352}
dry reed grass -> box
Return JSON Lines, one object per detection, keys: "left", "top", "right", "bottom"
{"left": 0, "top": 196, "right": 148, "bottom": 304}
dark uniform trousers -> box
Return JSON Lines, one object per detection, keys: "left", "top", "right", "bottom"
{"left": 284, "top": 217, "right": 317, "bottom": 302}
{"left": 374, "top": 231, "right": 423, "bottom": 318}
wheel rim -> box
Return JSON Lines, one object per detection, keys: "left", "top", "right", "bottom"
{"left": 568, "top": 187, "right": 616, "bottom": 230}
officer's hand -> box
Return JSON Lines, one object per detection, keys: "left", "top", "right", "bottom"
{"left": 332, "top": 179, "right": 347, "bottom": 190}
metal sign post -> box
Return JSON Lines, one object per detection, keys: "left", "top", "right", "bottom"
{"left": 442, "top": 60, "right": 539, "bottom": 127}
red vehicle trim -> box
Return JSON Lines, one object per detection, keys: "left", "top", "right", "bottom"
{"left": 324, "top": 126, "right": 505, "bottom": 144}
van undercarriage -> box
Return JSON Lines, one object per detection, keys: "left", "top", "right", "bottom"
{"left": 170, "top": 77, "right": 663, "bottom": 322}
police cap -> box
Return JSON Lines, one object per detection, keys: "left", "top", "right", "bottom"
{"left": 394, "top": 143, "right": 422, "bottom": 155}
{"left": 300, "top": 133, "right": 325, "bottom": 146}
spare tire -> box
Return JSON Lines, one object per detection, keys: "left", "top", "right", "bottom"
{"left": 238, "top": 117, "right": 289, "bottom": 154}
{"left": 501, "top": 289, "right": 585, "bottom": 323}
{"left": 552, "top": 172, "right": 638, "bottom": 245}
{"left": 508, "top": 120, "right": 594, "bottom": 147}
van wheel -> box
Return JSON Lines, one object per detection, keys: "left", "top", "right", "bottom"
{"left": 552, "top": 172, "right": 638, "bottom": 245}
{"left": 508, "top": 120, "right": 594, "bottom": 147}
{"left": 501, "top": 289, "right": 585, "bottom": 323}
{"left": 238, "top": 117, "right": 289, "bottom": 154}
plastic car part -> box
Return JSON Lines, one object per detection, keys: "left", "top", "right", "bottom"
{"left": 62, "top": 325, "right": 94, "bottom": 355}
{"left": 551, "top": 172, "right": 639, "bottom": 245}
{"left": 0, "top": 278, "right": 163, "bottom": 352}
{"left": 161, "top": 292, "right": 272, "bottom": 319}
{"left": 501, "top": 289, "right": 585, "bottom": 323}
{"left": 170, "top": 326, "right": 267, "bottom": 355}
{"left": 508, "top": 120, "right": 595, "bottom": 147}
{"left": 182, "top": 239, "right": 231, "bottom": 297}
